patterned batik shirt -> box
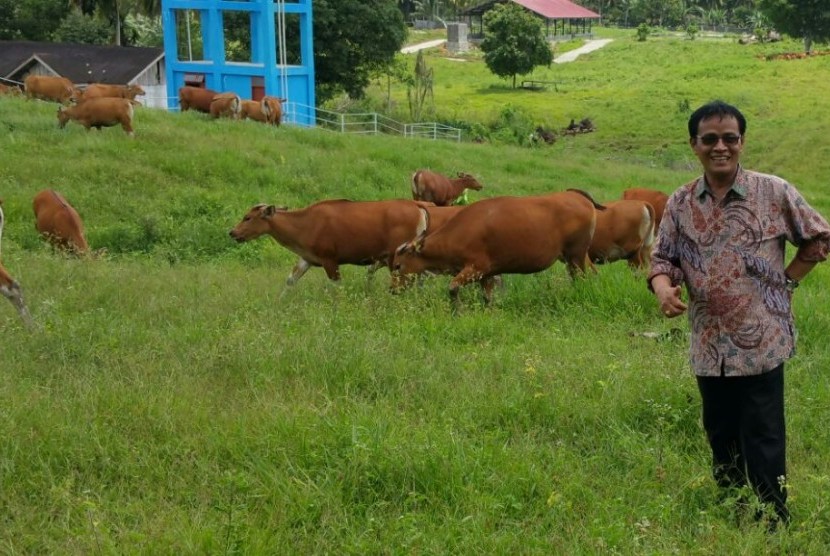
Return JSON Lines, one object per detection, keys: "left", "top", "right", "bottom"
{"left": 649, "top": 167, "right": 830, "bottom": 377}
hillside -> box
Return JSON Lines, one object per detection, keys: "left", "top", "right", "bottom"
{"left": 2, "top": 32, "right": 830, "bottom": 553}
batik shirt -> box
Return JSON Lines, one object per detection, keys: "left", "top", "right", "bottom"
{"left": 649, "top": 167, "right": 830, "bottom": 377}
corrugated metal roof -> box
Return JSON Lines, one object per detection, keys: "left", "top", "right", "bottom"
{"left": 513, "top": 0, "right": 600, "bottom": 19}
{"left": 461, "top": 0, "right": 599, "bottom": 19}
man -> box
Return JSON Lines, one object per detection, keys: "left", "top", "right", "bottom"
{"left": 648, "top": 100, "right": 830, "bottom": 526}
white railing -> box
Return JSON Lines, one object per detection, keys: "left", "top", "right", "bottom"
{"left": 284, "top": 102, "right": 462, "bottom": 142}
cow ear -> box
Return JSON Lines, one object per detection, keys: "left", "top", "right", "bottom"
{"left": 414, "top": 235, "right": 426, "bottom": 253}
{"left": 263, "top": 205, "right": 277, "bottom": 217}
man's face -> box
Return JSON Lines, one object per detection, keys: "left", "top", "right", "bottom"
{"left": 690, "top": 115, "right": 743, "bottom": 182}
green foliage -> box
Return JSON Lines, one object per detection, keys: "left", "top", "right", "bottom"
{"left": 685, "top": 21, "right": 699, "bottom": 40}
{"left": 759, "top": 0, "right": 830, "bottom": 53}
{"left": 313, "top": 0, "right": 408, "bottom": 102}
{"left": 124, "top": 13, "right": 163, "bottom": 48}
{"left": 52, "top": 9, "right": 111, "bottom": 45}
{"left": 407, "top": 51, "right": 435, "bottom": 121}
{"left": 636, "top": 22, "right": 651, "bottom": 41}
{"left": 480, "top": 3, "right": 553, "bottom": 88}
{"left": 0, "top": 0, "right": 70, "bottom": 41}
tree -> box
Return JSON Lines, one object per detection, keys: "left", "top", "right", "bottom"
{"left": 480, "top": 3, "right": 552, "bottom": 88}
{"left": 759, "top": 0, "right": 830, "bottom": 53}
{"left": 53, "top": 9, "right": 111, "bottom": 44}
{"left": 2, "top": 0, "right": 70, "bottom": 41}
{"left": 312, "top": 0, "right": 407, "bottom": 103}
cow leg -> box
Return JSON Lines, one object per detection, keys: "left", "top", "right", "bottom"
{"left": 449, "top": 265, "right": 484, "bottom": 311}
{"left": 480, "top": 276, "right": 498, "bottom": 305}
{"left": 286, "top": 258, "right": 312, "bottom": 285}
{"left": 321, "top": 261, "right": 341, "bottom": 282}
{"left": 1, "top": 282, "right": 35, "bottom": 328}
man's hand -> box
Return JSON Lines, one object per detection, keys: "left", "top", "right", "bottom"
{"left": 651, "top": 274, "right": 688, "bottom": 318}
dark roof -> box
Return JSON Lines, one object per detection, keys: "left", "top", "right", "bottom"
{"left": 462, "top": 0, "right": 599, "bottom": 19}
{"left": 0, "top": 41, "right": 163, "bottom": 85}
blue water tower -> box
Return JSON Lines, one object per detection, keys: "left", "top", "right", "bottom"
{"left": 161, "top": 0, "right": 315, "bottom": 125}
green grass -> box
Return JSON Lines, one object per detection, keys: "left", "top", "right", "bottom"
{"left": 2, "top": 31, "right": 830, "bottom": 553}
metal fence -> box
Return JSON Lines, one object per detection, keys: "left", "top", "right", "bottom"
{"left": 285, "top": 102, "right": 462, "bottom": 142}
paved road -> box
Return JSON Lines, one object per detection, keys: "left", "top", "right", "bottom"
{"left": 553, "top": 39, "right": 613, "bottom": 63}
{"left": 401, "top": 38, "right": 613, "bottom": 62}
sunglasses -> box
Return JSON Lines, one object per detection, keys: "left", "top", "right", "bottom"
{"left": 697, "top": 133, "right": 742, "bottom": 146}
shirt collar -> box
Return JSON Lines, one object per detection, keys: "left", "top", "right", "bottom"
{"left": 695, "top": 165, "right": 748, "bottom": 200}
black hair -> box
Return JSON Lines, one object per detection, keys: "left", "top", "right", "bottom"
{"left": 688, "top": 100, "right": 747, "bottom": 138}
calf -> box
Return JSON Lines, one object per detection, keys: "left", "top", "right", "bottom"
{"left": 240, "top": 99, "right": 268, "bottom": 123}
{"left": 81, "top": 83, "right": 145, "bottom": 101}
{"left": 57, "top": 97, "right": 135, "bottom": 136}
{"left": 24, "top": 75, "right": 76, "bottom": 104}
{"left": 589, "top": 199, "right": 655, "bottom": 268}
{"left": 229, "top": 199, "right": 431, "bottom": 286}
{"left": 179, "top": 86, "right": 219, "bottom": 113}
{"left": 0, "top": 202, "right": 34, "bottom": 326}
{"left": 392, "top": 189, "right": 602, "bottom": 309}
{"left": 210, "top": 92, "right": 241, "bottom": 119}
{"left": 621, "top": 187, "right": 668, "bottom": 232}
{"left": 33, "top": 190, "right": 89, "bottom": 255}
{"left": 411, "top": 170, "right": 484, "bottom": 206}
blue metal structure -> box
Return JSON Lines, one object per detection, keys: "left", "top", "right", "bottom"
{"left": 161, "top": 0, "right": 315, "bottom": 125}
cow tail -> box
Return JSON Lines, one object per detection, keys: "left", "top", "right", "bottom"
{"left": 566, "top": 188, "right": 606, "bottom": 211}
{"left": 641, "top": 203, "right": 656, "bottom": 249}
{"left": 411, "top": 171, "right": 422, "bottom": 199}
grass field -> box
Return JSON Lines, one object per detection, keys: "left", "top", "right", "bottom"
{"left": 1, "top": 28, "right": 830, "bottom": 553}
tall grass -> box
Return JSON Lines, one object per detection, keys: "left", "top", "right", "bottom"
{"left": 1, "top": 30, "right": 829, "bottom": 553}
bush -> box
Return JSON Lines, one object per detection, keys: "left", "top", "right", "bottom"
{"left": 636, "top": 23, "right": 651, "bottom": 42}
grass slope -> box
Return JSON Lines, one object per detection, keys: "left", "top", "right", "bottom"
{"left": 1, "top": 31, "right": 829, "bottom": 553}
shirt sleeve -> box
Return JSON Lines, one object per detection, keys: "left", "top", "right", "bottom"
{"left": 782, "top": 182, "right": 830, "bottom": 263}
{"left": 647, "top": 190, "right": 685, "bottom": 291}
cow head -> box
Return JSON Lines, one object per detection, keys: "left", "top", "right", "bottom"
{"left": 389, "top": 233, "right": 430, "bottom": 292}
{"left": 127, "top": 85, "right": 146, "bottom": 99}
{"left": 229, "top": 204, "right": 285, "bottom": 242}
{"left": 56, "top": 106, "right": 70, "bottom": 128}
{"left": 0, "top": 266, "right": 35, "bottom": 328}
{"left": 456, "top": 173, "right": 483, "bottom": 191}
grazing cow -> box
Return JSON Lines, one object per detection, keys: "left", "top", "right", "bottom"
{"left": 411, "top": 170, "right": 484, "bottom": 207}
{"left": 621, "top": 187, "right": 669, "bottom": 232}
{"left": 209, "top": 92, "right": 241, "bottom": 119}
{"left": 81, "top": 83, "right": 145, "bottom": 101}
{"left": 57, "top": 97, "right": 135, "bottom": 136}
{"left": 33, "top": 190, "right": 89, "bottom": 255}
{"left": 239, "top": 100, "right": 268, "bottom": 123}
{"left": 24, "top": 75, "right": 76, "bottom": 104}
{"left": 261, "top": 96, "right": 285, "bottom": 126}
{"left": 178, "top": 86, "right": 219, "bottom": 113}
{"left": 0, "top": 202, "right": 35, "bottom": 327}
{"left": 229, "top": 199, "right": 434, "bottom": 286}
{"left": 589, "top": 199, "right": 655, "bottom": 269}
{"left": 392, "top": 189, "right": 603, "bottom": 309}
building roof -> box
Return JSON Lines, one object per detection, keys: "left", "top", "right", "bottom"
{"left": 0, "top": 41, "right": 164, "bottom": 85}
{"left": 461, "top": 0, "right": 600, "bottom": 19}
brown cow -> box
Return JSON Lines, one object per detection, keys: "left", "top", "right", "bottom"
{"left": 411, "top": 170, "right": 484, "bottom": 206}
{"left": 589, "top": 199, "right": 655, "bottom": 269}
{"left": 210, "top": 92, "right": 241, "bottom": 119}
{"left": 81, "top": 83, "right": 145, "bottom": 101}
{"left": 392, "top": 189, "right": 603, "bottom": 309}
{"left": 0, "top": 202, "right": 35, "bottom": 327}
{"left": 33, "top": 190, "right": 89, "bottom": 255}
{"left": 621, "top": 187, "right": 669, "bottom": 232}
{"left": 240, "top": 97, "right": 285, "bottom": 125}
{"left": 0, "top": 82, "right": 22, "bottom": 96}
{"left": 24, "top": 75, "right": 77, "bottom": 104}
{"left": 262, "top": 96, "right": 285, "bottom": 126}
{"left": 229, "top": 199, "right": 432, "bottom": 286}
{"left": 57, "top": 97, "right": 135, "bottom": 136}
{"left": 179, "top": 86, "right": 219, "bottom": 113}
